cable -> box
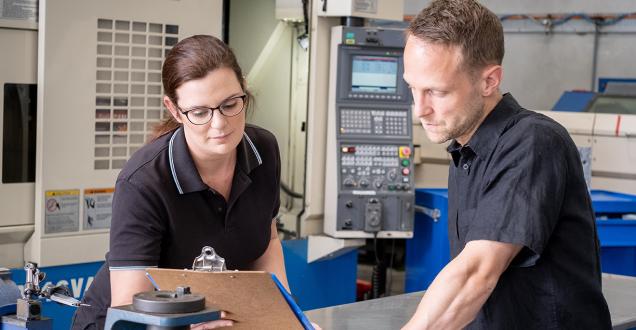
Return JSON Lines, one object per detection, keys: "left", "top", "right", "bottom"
{"left": 373, "top": 232, "right": 380, "bottom": 264}
{"left": 499, "top": 12, "right": 636, "bottom": 29}
{"left": 281, "top": 182, "right": 304, "bottom": 199}
{"left": 371, "top": 232, "right": 387, "bottom": 299}
{"left": 386, "top": 238, "right": 396, "bottom": 296}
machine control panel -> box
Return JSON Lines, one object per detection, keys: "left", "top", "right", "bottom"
{"left": 339, "top": 144, "right": 413, "bottom": 192}
{"left": 340, "top": 109, "right": 408, "bottom": 136}
{"left": 324, "top": 26, "right": 414, "bottom": 238}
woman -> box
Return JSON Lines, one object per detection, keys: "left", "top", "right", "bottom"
{"left": 72, "top": 35, "right": 288, "bottom": 329}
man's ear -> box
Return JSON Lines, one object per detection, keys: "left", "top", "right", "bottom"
{"left": 163, "top": 96, "right": 183, "bottom": 123}
{"left": 480, "top": 65, "right": 502, "bottom": 97}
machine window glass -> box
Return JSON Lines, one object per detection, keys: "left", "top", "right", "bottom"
{"left": 95, "top": 147, "right": 109, "bottom": 157}
{"left": 112, "top": 159, "right": 126, "bottom": 169}
{"left": 351, "top": 55, "right": 398, "bottom": 93}
{"left": 586, "top": 95, "right": 636, "bottom": 115}
{"left": 97, "top": 32, "right": 112, "bottom": 42}
{"left": 94, "top": 18, "right": 178, "bottom": 169}
{"left": 133, "top": 22, "right": 147, "bottom": 32}
{"left": 94, "top": 160, "right": 109, "bottom": 169}
{"left": 98, "top": 19, "right": 113, "bottom": 29}
{"left": 2, "top": 83, "right": 37, "bottom": 183}
{"left": 131, "top": 97, "right": 144, "bottom": 107}
{"left": 95, "top": 109, "right": 110, "bottom": 119}
{"left": 132, "top": 47, "right": 146, "bottom": 57}
{"left": 149, "top": 23, "right": 162, "bottom": 33}
{"left": 115, "top": 45, "right": 129, "bottom": 56}
{"left": 114, "top": 84, "right": 128, "bottom": 94}
{"left": 97, "top": 45, "right": 112, "bottom": 55}
{"left": 96, "top": 83, "right": 111, "bottom": 93}
{"left": 97, "top": 57, "right": 112, "bottom": 68}
{"left": 115, "top": 20, "right": 130, "bottom": 31}
{"left": 115, "top": 33, "right": 130, "bottom": 44}
{"left": 165, "top": 25, "right": 179, "bottom": 35}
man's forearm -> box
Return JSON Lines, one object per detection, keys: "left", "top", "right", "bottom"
{"left": 402, "top": 240, "right": 521, "bottom": 330}
{"left": 403, "top": 257, "right": 495, "bottom": 329}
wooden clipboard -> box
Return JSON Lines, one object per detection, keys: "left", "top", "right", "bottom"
{"left": 146, "top": 268, "right": 306, "bottom": 330}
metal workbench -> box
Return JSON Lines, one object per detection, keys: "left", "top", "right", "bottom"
{"left": 306, "top": 273, "right": 636, "bottom": 330}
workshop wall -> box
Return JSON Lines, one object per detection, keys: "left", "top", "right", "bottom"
{"left": 405, "top": 0, "right": 636, "bottom": 110}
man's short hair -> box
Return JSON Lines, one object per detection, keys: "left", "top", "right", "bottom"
{"left": 407, "top": 0, "right": 504, "bottom": 73}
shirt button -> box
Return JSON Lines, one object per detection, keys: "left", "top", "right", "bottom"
{"left": 462, "top": 164, "right": 470, "bottom": 170}
{"left": 217, "top": 207, "right": 223, "bottom": 213}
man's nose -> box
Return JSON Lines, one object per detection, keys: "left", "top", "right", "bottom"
{"left": 413, "top": 92, "right": 433, "bottom": 117}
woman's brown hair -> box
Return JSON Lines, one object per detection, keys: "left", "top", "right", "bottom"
{"left": 150, "top": 34, "right": 250, "bottom": 141}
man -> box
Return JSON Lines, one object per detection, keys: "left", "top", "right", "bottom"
{"left": 401, "top": 0, "right": 611, "bottom": 329}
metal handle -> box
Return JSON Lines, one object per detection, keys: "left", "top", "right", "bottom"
{"left": 414, "top": 205, "right": 441, "bottom": 222}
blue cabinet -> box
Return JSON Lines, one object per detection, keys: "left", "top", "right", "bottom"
{"left": 405, "top": 189, "right": 636, "bottom": 293}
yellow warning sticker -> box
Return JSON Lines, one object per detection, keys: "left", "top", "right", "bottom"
{"left": 45, "top": 189, "right": 80, "bottom": 197}
{"left": 44, "top": 189, "right": 80, "bottom": 234}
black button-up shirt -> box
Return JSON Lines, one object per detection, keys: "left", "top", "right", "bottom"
{"left": 72, "top": 124, "right": 280, "bottom": 329}
{"left": 447, "top": 93, "right": 611, "bottom": 329}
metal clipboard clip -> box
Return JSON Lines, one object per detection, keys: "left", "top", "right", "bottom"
{"left": 192, "top": 246, "right": 227, "bottom": 272}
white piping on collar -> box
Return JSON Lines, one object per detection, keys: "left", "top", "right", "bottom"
{"left": 169, "top": 128, "right": 184, "bottom": 194}
{"left": 243, "top": 132, "right": 263, "bottom": 165}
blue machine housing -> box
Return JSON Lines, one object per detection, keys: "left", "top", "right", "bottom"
{"left": 552, "top": 90, "right": 596, "bottom": 112}
{"left": 405, "top": 188, "right": 636, "bottom": 293}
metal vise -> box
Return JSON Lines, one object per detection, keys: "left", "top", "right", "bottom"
{"left": 104, "top": 286, "right": 220, "bottom": 329}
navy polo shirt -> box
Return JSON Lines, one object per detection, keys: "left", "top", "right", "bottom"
{"left": 72, "top": 124, "right": 280, "bottom": 329}
{"left": 447, "top": 93, "right": 611, "bottom": 329}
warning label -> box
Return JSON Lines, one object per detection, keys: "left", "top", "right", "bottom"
{"left": 83, "top": 188, "right": 114, "bottom": 230}
{"left": 44, "top": 189, "right": 80, "bottom": 234}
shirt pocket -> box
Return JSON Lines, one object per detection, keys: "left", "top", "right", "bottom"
{"left": 457, "top": 207, "right": 477, "bottom": 240}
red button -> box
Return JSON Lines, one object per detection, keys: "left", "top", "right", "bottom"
{"left": 402, "top": 168, "right": 410, "bottom": 175}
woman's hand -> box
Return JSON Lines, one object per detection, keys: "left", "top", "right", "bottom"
{"left": 191, "top": 311, "right": 233, "bottom": 329}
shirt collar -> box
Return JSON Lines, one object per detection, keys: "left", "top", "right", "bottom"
{"left": 446, "top": 93, "right": 522, "bottom": 162}
{"left": 168, "top": 127, "right": 263, "bottom": 194}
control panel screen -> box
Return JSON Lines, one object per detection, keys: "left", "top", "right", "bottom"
{"left": 351, "top": 56, "right": 398, "bottom": 94}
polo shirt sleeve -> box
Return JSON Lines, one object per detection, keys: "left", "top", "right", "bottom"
{"left": 108, "top": 178, "right": 164, "bottom": 270}
{"left": 466, "top": 123, "right": 568, "bottom": 266}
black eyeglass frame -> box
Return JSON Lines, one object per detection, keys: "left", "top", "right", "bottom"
{"left": 175, "top": 94, "right": 247, "bottom": 125}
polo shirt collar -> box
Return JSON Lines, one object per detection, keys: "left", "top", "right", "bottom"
{"left": 237, "top": 131, "right": 263, "bottom": 174}
{"left": 446, "top": 93, "right": 522, "bottom": 163}
{"left": 168, "top": 127, "right": 263, "bottom": 195}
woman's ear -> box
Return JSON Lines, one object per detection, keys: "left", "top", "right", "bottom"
{"left": 163, "top": 96, "right": 183, "bottom": 123}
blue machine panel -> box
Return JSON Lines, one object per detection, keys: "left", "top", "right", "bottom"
{"left": 598, "top": 78, "right": 636, "bottom": 93}
{"left": 404, "top": 189, "right": 450, "bottom": 293}
{"left": 282, "top": 239, "right": 358, "bottom": 311}
{"left": 551, "top": 90, "right": 596, "bottom": 112}
{"left": 590, "top": 190, "right": 636, "bottom": 214}
{"left": 405, "top": 189, "right": 636, "bottom": 293}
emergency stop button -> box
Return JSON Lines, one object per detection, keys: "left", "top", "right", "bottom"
{"left": 399, "top": 146, "right": 411, "bottom": 158}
